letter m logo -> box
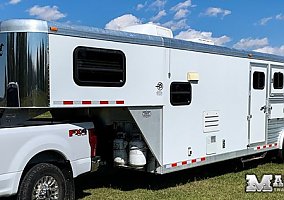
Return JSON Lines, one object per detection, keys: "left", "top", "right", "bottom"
{"left": 246, "top": 174, "right": 273, "bottom": 192}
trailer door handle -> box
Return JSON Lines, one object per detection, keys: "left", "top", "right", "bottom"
{"left": 260, "top": 106, "right": 266, "bottom": 112}
{"left": 0, "top": 43, "right": 4, "bottom": 56}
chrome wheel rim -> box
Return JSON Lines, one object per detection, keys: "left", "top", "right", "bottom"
{"left": 32, "top": 176, "right": 59, "bottom": 200}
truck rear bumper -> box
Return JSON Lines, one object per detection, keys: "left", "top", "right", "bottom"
{"left": 0, "top": 171, "right": 22, "bottom": 197}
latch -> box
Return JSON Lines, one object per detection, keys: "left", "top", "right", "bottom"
{"left": 188, "top": 147, "right": 192, "bottom": 156}
{"left": 260, "top": 105, "right": 267, "bottom": 113}
{"left": 267, "top": 105, "right": 272, "bottom": 114}
{"left": 247, "top": 115, "right": 252, "bottom": 121}
{"left": 0, "top": 43, "right": 4, "bottom": 56}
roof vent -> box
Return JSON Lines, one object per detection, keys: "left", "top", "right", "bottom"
{"left": 121, "top": 23, "right": 173, "bottom": 38}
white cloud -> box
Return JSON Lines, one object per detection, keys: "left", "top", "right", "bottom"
{"left": 151, "top": 10, "right": 167, "bottom": 22}
{"left": 136, "top": 3, "right": 146, "bottom": 11}
{"left": 213, "top": 36, "right": 231, "bottom": 46}
{"left": 203, "top": 7, "right": 231, "bottom": 18}
{"left": 175, "top": 29, "right": 231, "bottom": 46}
{"left": 254, "top": 45, "right": 284, "bottom": 56}
{"left": 258, "top": 17, "right": 273, "bottom": 26}
{"left": 163, "top": 19, "right": 189, "bottom": 31}
{"left": 234, "top": 37, "right": 284, "bottom": 56}
{"left": 28, "top": 5, "right": 66, "bottom": 21}
{"left": 256, "top": 14, "right": 284, "bottom": 26}
{"left": 170, "top": 0, "right": 192, "bottom": 20}
{"left": 105, "top": 14, "right": 141, "bottom": 30}
{"left": 233, "top": 38, "right": 269, "bottom": 49}
{"left": 136, "top": 1, "right": 149, "bottom": 11}
{"left": 150, "top": 0, "right": 166, "bottom": 10}
{"left": 9, "top": 0, "right": 21, "bottom": 5}
{"left": 276, "top": 13, "right": 284, "bottom": 20}
{"left": 170, "top": 0, "right": 192, "bottom": 12}
{"left": 174, "top": 9, "right": 189, "bottom": 20}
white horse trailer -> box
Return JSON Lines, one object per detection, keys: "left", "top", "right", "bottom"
{"left": 0, "top": 19, "right": 284, "bottom": 198}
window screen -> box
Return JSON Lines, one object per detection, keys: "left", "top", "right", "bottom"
{"left": 74, "top": 47, "right": 126, "bottom": 87}
{"left": 170, "top": 82, "right": 192, "bottom": 106}
{"left": 253, "top": 71, "right": 265, "bottom": 90}
{"left": 273, "top": 72, "right": 284, "bottom": 89}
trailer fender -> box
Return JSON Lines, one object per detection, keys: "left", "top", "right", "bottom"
{"left": 276, "top": 130, "right": 284, "bottom": 163}
{"left": 278, "top": 130, "right": 284, "bottom": 150}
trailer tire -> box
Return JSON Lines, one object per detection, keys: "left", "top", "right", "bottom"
{"left": 17, "top": 163, "right": 74, "bottom": 200}
{"left": 277, "top": 141, "right": 284, "bottom": 163}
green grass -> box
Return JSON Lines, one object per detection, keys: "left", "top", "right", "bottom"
{"left": 34, "top": 111, "right": 52, "bottom": 119}
{"left": 75, "top": 160, "right": 284, "bottom": 200}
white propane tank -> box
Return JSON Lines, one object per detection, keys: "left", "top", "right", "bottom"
{"left": 129, "top": 134, "right": 147, "bottom": 168}
{"left": 113, "top": 132, "right": 128, "bottom": 166}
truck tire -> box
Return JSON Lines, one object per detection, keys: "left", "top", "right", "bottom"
{"left": 17, "top": 163, "right": 74, "bottom": 200}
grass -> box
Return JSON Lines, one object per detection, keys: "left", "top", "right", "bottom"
{"left": 75, "top": 159, "right": 284, "bottom": 200}
{"left": 3, "top": 158, "right": 283, "bottom": 200}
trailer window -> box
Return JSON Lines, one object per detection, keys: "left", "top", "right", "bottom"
{"left": 170, "top": 82, "right": 192, "bottom": 106}
{"left": 253, "top": 71, "right": 265, "bottom": 90}
{"left": 73, "top": 47, "right": 126, "bottom": 87}
{"left": 273, "top": 72, "right": 283, "bottom": 89}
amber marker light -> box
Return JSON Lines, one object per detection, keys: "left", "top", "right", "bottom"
{"left": 50, "top": 26, "right": 59, "bottom": 32}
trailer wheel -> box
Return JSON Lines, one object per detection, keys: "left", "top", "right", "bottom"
{"left": 17, "top": 163, "right": 74, "bottom": 200}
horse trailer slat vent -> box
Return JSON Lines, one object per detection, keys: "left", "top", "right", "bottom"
{"left": 203, "top": 111, "right": 220, "bottom": 133}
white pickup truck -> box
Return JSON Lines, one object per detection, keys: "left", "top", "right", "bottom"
{"left": 0, "top": 121, "right": 99, "bottom": 200}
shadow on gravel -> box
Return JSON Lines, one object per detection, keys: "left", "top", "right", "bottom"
{"left": 75, "top": 156, "right": 275, "bottom": 199}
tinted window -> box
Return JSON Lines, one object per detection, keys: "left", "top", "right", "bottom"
{"left": 74, "top": 47, "right": 126, "bottom": 87}
{"left": 253, "top": 71, "right": 265, "bottom": 90}
{"left": 170, "top": 82, "right": 192, "bottom": 106}
{"left": 273, "top": 72, "right": 284, "bottom": 89}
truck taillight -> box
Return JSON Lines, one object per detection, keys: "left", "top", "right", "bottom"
{"left": 88, "top": 128, "right": 97, "bottom": 157}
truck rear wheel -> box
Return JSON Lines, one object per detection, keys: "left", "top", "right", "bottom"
{"left": 17, "top": 163, "right": 74, "bottom": 200}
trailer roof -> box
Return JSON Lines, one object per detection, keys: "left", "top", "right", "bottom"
{"left": 48, "top": 21, "right": 284, "bottom": 63}
{"left": 1, "top": 19, "right": 284, "bottom": 63}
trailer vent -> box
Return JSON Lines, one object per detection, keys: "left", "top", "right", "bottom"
{"left": 203, "top": 111, "right": 220, "bottom": 133}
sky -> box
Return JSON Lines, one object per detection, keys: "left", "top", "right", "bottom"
{"left": 1, "top": 0, "right": 284, "bottom": 56}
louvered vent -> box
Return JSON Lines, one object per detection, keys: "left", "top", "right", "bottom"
{"left": 203, "top": 111, "right": 220, "bottom": 133}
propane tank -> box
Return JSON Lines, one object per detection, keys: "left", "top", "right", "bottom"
{"left": 113, "top": 132, "right": 128, "bottom": 166}
{"left": 129, "top": 134, "right": 147, "bottom": 168}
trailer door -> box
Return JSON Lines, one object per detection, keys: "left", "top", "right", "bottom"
{"left": 249, "top": 63, "right": 268, "bottom": 145}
